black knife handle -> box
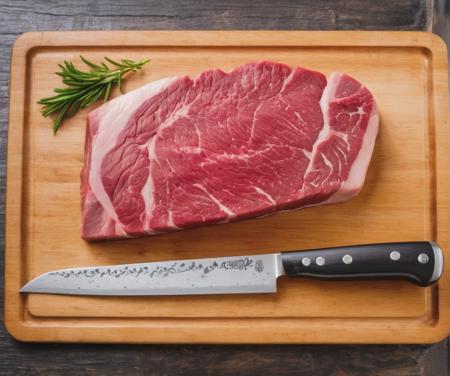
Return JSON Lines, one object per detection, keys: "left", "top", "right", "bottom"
{"left": 281, "top": 242, "right": 444, "bottom": 286}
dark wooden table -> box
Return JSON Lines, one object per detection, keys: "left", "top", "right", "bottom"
{"left": 1, "top": 1, "right": 448, "bottom": 375}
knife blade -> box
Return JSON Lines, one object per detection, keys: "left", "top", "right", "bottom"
{"left": 20, "top": 241, "right": 444, "bottom": 296}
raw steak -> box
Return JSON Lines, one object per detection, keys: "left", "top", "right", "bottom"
{"left": 81, "top": 61, "right": 378, "bottom": 241}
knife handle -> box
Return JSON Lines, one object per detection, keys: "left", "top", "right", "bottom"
{"left": 281, "top": 242, "right": 444, "bottom": 286}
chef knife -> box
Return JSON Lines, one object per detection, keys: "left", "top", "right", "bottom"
{"left": 20, "top": 242, "right": 444, "bottom": 296}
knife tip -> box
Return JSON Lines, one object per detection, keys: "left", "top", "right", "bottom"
{"left": 19, "top": 286, "right": 29, "bottom": 293}
{"left": 19, "top": 281, "right": 34, "bottom": 293}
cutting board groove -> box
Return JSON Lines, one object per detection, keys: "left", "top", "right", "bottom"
{"left": 5, "top": 31, "right": 450, "bottom": 343}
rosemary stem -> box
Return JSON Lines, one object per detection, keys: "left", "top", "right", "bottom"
{"left": 38, "top": 56, "right": 150, "bottom": 134}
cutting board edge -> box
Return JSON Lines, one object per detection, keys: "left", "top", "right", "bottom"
{"left": 7, "top": 29, "right": 450, "bottom": 48}
{"left": 4, "top": 315, "right": 450, "bottom": 344}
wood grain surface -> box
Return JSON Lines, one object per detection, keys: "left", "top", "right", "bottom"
{"left": 5, "top": 30, "right": 450, "bottom": 345}
{"left": 1, "top": 0, "right": 448, "bottom": 375}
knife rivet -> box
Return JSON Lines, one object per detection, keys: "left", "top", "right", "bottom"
{"left": 316, "top": 257, "right": 325, "bottom": 266}
{"left": 418, "top": 253, "right": 429, "bottom": 264}
{"left": 302, "top": 258, "right": 311, "bottom": 267}
{"left": 390, "top": 251, "right": 401, "bottom": 261}
{"left": 342, "top": 254, "right": 352, "bottom": 264}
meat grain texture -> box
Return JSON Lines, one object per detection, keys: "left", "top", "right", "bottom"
{"left": 81, "top": 61, "right": 379, "bottom": 240}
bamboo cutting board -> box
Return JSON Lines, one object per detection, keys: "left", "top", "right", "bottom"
{"left": 5, "top": 31, "right": 450, "bottom": 344}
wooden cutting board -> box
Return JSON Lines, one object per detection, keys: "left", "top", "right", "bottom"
{"left": 5, "top": 31, "right": 450, "bottom": 344}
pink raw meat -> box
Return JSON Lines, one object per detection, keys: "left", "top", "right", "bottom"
{"left": 81, "top": 61, "right": 378, "bottom": 241}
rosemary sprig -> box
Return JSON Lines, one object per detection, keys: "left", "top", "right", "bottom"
{"left": 38, "top": 56, "right": 150, "bottom": 134}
